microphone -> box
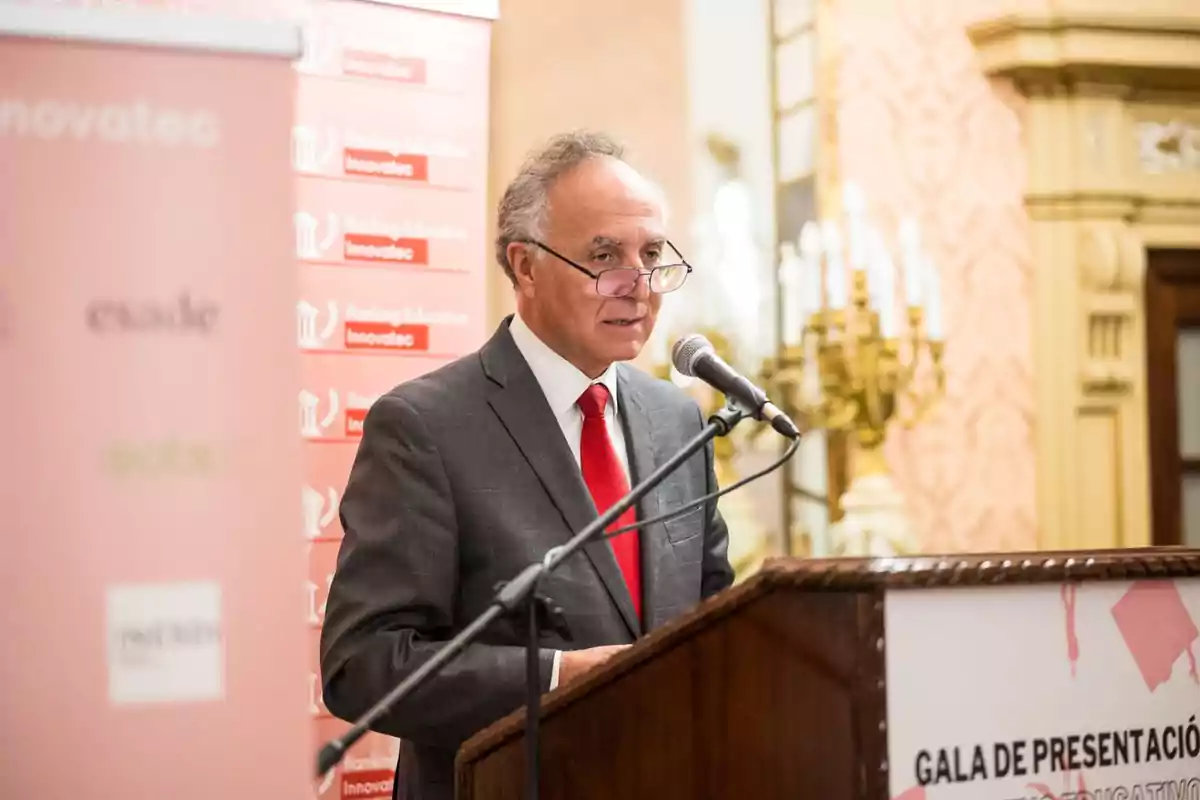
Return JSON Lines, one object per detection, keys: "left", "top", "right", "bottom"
{"left": 672, "top": 334, "right": 801, "bottom": 440}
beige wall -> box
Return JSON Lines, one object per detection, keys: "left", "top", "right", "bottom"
{"left": 968, "top": 1, "right": 1200, "bottom": 550}
{"left": 832, "top": 0, "right": 1039, "bottom": 553}
{"left": 485, "top": 0, "right": 693, "bottom": 351}
{"left": 832, "top": 0, "right": 1200, "bottom": 554}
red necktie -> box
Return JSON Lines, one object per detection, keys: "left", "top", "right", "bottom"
{"left": 577, "top": 384, "right": 641, "bottom": 621}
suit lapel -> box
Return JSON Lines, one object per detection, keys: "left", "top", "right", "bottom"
{"left": 616, "top": 365, "right": 677, "bottom": 633}
{"left": 482, "top": 321, "right": 640, "bottom": 638}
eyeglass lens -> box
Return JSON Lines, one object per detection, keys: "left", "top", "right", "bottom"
{"left": 596, "top": 264, "right": 688, "bottom": 297}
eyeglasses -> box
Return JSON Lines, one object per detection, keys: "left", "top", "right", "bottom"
{"left": 522, "top": 239, "right": 693, "bottom": 298}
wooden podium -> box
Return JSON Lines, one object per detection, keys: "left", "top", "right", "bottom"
{"left": 456, "top": 549, "right": 1200, "bottom": 800}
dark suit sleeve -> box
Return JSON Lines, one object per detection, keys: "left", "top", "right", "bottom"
{"left": 698, "top": 406, "right": 736, "bottom": 599}
{"left": 319, "top": 392, "right": 555, "bottom": 749}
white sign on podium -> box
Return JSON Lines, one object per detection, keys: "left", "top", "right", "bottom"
{"left": 887, "top": 578, "right": 1200, "bottom": 800}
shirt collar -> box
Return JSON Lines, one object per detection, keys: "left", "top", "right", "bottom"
{"left": 508, "top": 313, "right": 620, "bottom": 419}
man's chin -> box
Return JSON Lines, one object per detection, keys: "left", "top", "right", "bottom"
{"left": 602, "top": 340, "right": 646, "bottom": 364}
{"left": 591, "top": 322, "right": 655, "bottom": 365}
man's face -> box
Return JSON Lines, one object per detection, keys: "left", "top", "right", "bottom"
{"left": 509, "top": 156, "right": 667, "bottom": 378}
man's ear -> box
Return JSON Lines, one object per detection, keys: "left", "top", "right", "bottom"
{"left": 507, "top": 242, "right": 536, "bottom": 296}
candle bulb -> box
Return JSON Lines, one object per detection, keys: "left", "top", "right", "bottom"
{"left": 843, "top": 182, "right": 868, "bottom": 272}
{"left": 807, "top": 256, "right": 823, "bottom": 318}
{"left": 899, "top": 216, "right": 922, "bottom": 307}
{"left": 799, "top": 221, "right": 822, "bottom": 319}
{"left": 923, "top": 255, "right": 943, "bottom": 340}
{"left": 778, "top": 241, "right": 803, "bottom": 347}
{"left": 821, "top": 220, "right": 846, "bottom": 309}
{"left": 864, "top": 230, "right": 880, "bottom": 299}
{"left": 869, "top": 232, "right": 898, "bottom": 338}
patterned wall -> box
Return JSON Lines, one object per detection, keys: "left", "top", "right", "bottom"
{"left": 832, "top": 0, "right": 1038, "bottom": 552}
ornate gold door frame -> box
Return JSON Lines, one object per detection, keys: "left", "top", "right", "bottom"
{"left": 968, "top": 3, "right": 1200, "bottom": 550}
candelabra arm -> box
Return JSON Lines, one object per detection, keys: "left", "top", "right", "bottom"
{"left": 894, "top": 307, "right": 925, "bottom": 389}
{"left": 896, "top": 341, "right": 946, "bottom": 428}
{"left": 748, "top": 390, "right": 854, "bottom": 440}
{"left": 897, "top": 391, "right": 939, "bottom": 428}
{"left": 895, "top": 352, "right": 918, "bottom": 390}
{"left": 823, "top": 397, "right": 860, "bottom": 431}
{"left": 863, "top": 351, "right": 888, "bottom": 432}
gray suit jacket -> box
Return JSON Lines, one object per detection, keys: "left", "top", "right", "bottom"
{"left": 320, "top": 318, "right": 735, "bottom": 800}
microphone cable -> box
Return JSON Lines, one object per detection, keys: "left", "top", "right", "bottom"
{"left": 597, "top": 434, "right": 825, "bottom": 543}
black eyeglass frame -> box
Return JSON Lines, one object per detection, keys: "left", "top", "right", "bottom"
{"left": 519, "top": 238, "right": 694, "bottom": 297}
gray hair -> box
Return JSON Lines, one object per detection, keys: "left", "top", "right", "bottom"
{"left": 494, "top": 131, "right": 626, "bottom": 285}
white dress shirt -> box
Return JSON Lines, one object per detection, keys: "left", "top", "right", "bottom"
{"left": 507, "top": 313, "right": 633, "bottom": 690}
{"left": 508, "top": 313, "right": 631, "bottom": 481}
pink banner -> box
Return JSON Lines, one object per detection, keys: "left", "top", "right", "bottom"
{"left": 0, "top": 7, "right": 308, "bottom": 799}
{"left": 295, "top": 5, "right": 492, "bottom": 795}
{"left": 2, "top": 3, "right": 495, "bottom": 796}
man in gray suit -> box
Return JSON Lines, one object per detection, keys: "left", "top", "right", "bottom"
{"left": 320, "top": 131, "right": 735, "bottom": 800}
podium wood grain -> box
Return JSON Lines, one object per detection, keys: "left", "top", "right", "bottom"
{"left": 455, "top": 548, "right": 1200, "bottom": 800}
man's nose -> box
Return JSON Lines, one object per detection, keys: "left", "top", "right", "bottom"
{"left": 627, "top": 270, "right": 652, "bottom": 301}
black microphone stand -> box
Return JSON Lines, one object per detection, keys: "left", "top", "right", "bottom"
{"left": 315, "top": 402, "right": 749, "bottom": 799}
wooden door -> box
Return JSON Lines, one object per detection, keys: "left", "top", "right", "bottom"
{"left": 1145, "top": 249, "right": 1200, "bottom": 546}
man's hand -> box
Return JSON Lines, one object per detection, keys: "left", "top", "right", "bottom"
{"left": 557, "top": 645, "right": 630, "bottom": 687}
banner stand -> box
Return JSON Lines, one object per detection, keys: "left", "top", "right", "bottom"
{"left": 1, "top": 7, "right": 309, "bottom": 799}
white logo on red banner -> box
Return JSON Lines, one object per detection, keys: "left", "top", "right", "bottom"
{"left": 297, "top": 300, "right": 339, "bottom": 348}
{"left": 292, "top": 125, "right": 340, "bottom": 174}
{"left": 344, "top": 393, "right": 377, "bottom": 436}
{"left": 293, "top": 124, "right": 468, "bottom": 184}
{"left": 299, "top": 389, "right": 378, "bottom": 438}
{"left": 307, "top": 574, "right": 333, "bottom": 626}
{"left": 294, "top": 211, "right": 464, "bottom": 265}
{"left": 303, "top": 484, "right": 340, "bottom": 539}
{"left": 299, "top": 388, "right": 340, "bottom": 438}
{"left": 295, "top": 212, "right": 341, "bottom": 261}
{"left": 341, "top": 769, "right": 394, "bottom": 799}
{"left": 297, "top": 299, "right": 440, "bottom": 353}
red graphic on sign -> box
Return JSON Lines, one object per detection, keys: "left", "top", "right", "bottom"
{"left": 1061, "top": 582, "right": 1079, "bottom": 678}
{"left": 343, "top": 51, "right": 427, "bottom": 84}
{"left": 342, "top": 768, "right": 395, "bottom": 799}
{"left": 344, "top": 233, "right": 430, "bottom": 266}
{"left": 345, "top": 407, "right": 368, "bottom": 438}
{"left": 345, "top": 149, "right": 429, "bottom": 182}
{"left": 1111, "top": 580, "right": 1200, "bottom": 692}
{"left": 345, "top": 321, "right": 430, "bottom": 352}
{"left": 297, "top": 180, "right": 481, "bottom": 274}
{"left": 1028, "top": 761, "right": 1088, "bottom": 800}
{"left": 314, "top": 718, "right": 400, "bottom": 800}
{"left": 891, "top": 787, "right": 926, "bottom": 800}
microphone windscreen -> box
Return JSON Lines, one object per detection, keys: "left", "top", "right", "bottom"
{"left": 671, "top": 334, "right": 713, "bottom": 377}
